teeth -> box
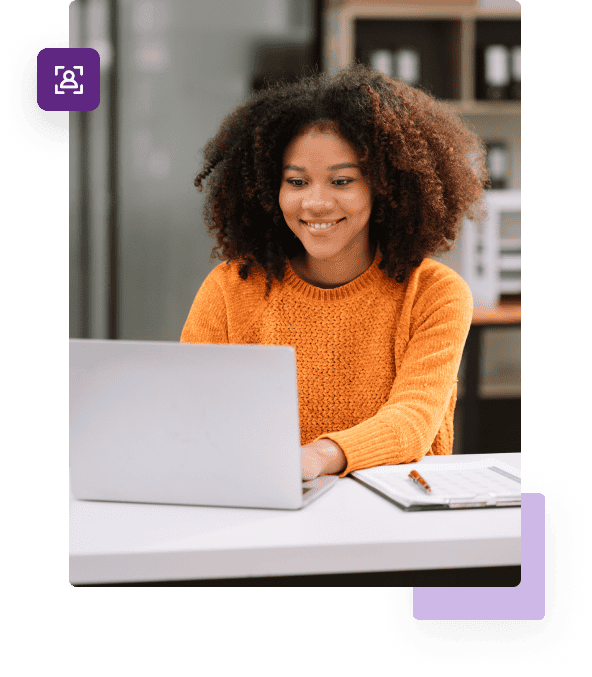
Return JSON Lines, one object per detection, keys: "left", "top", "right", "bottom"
{"left": 305, "top": 220, "right": 340, "bottom": 229}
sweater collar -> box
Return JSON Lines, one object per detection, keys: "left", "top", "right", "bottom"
{"left": 284, "top": 246, "right": 384, "bottom": 301}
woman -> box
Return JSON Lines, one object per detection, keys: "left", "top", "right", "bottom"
{"left": 181, "top": 63, "right": 489, "bottom": 481}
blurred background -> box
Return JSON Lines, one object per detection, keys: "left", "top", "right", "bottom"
{"left": 69, "top": 0, "right": 521, "bottom": 455}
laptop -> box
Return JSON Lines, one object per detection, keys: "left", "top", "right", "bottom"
{"left": 69, "top": 339, "right": 340, "bottom": 509}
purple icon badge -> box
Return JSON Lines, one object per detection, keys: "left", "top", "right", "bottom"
{"left": 37, "top": 48, "right": 100, "bottom": 112}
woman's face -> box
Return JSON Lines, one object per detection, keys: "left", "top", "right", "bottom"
{"left": 279, "top": 125, "right": 374, "bottom": 264}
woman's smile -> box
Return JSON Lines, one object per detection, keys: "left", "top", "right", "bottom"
{"left": 300, "top": 217, "right": 345, "bottom": 234}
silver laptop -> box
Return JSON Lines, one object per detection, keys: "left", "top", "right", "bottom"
{"left": 69, "top": 339, "right": 339, "bottom": 509}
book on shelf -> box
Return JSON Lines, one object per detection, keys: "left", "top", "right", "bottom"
{"left": 479, "top": 44, "right": 511, "bottom": 101}
{"left": 369, "top": 47, "right": 421, "bottom": 86}
{"left": 485, "top": 141, "right": 510, "bottom": 190}
{"left": 509, "top": 45, "right": 520, "bottom": 101}
{"left": 477, "top": 42, "right": 520, "bottom": 102}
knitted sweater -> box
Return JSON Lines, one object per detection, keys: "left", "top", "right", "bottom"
{"left": 180, "top": 247, "right": 473, "bottom": 477}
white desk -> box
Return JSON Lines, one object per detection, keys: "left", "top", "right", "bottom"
{"left": 70, "top": 452, "right": 520, "bottom": 585}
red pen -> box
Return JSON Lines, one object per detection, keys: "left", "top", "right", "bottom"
{"left": 408, "top": 469, "right": 431, "bottom": 494}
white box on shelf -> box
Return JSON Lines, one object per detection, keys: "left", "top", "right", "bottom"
{"left": 434, "top": 190, "right": 521, "bottom": 308}
{"left": 491, "top": 190, "right": 521, "bottom": 298}
{"left": 499, "top": 253, "right": 521, "bottom": 270}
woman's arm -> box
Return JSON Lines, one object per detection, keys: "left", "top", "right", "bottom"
{"left": 312, "top": 271, "right": 473, "bottom": 476}
{"left": 180, "top": 274, "right": 229, "bottom": 344}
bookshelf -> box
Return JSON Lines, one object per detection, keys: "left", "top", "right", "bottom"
{"left": 324, "top": 1, "right": 521, "bottom": 114}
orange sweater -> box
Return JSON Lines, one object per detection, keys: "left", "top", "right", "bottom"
{"left": 180, "top": 247, "right": 473, "bottom": 477}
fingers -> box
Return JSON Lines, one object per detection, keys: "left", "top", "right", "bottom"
{"left": 301, "top": 445, "right": 324, "bottom": 480}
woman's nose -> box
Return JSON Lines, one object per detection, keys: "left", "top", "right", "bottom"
{"left": 302, "top": 184, "right": 334, "bottom": 208}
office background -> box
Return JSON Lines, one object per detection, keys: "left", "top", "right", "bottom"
{"left": 69, "top": 0, "right": 521, "bottom": 455}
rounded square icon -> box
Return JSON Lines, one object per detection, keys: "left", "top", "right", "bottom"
{"left": 37, "top": 48, "right": 100, "bottom": 112}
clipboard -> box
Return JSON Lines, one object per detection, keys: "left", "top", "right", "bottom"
{"left": 351, "top": 459, "right": 521, "bottom": 511}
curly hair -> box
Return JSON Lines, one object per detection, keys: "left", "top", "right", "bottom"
{"left": 194, "top": 62, "right": 489, "bottom": 297}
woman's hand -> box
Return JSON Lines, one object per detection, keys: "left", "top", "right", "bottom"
{"left": 301, "top": 439, "right": 347, "bottom": 480}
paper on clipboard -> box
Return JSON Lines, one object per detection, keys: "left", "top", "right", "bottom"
{"left": 351, "top": 459, "right": 521, "bottom": 510}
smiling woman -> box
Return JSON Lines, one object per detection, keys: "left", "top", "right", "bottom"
{"left": 181, "top": 63, "right": 489, "bottom": 480}
{"left": 279, "top": 124, "right": 375, "bottom": 289}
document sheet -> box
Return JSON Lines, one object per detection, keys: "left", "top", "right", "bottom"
{"left": 352, "top": 459, "right": 521, "bottom": 510}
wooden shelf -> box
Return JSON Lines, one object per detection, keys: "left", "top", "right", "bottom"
{"left": 458, "top": 382, "right": 521, "bottom": 400}
{"left": 462, "top": 301, "right": 521, "bottom": 400}
{"left": 324, "top": 2, "right": 521, "bottom": 115}
{"left": 472, "top": 302, "right": 520, "bottom": 326}
{"left": 449, "top": 101, "right": 520, "bottom": 116}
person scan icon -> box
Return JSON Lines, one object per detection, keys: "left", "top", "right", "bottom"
{"left": 54, "top": 66, "right": 84, "bottom": 95}
{"left": 60, "top": 70, "right": 79, "bottom": 90}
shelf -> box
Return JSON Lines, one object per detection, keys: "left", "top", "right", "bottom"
{"left": 325, "top": 2, "right": 520, "bottom": 20}
{"left": 474, "top": 19, "right": 520, "bottom": 102}
{"left": 354, "top": 18, "right": 461, "bottom": 100}
{"left": 499, "top": 254, "right": 520, "bottom": 271}
{"left": 324, "top": 2, "right": 521, "bottom": 114}
{"left": 449, "top": 101, "right": 520, "bottom": 115}
{"left": 472, "top": 302, "right": 520, "bottom": 326}
{"left": 458, "top": 382, "right": 521, "bottom": 400}
{"left": 500, "top": 238, "right": 521, "bottom": 249}
{"left": 498, "top": 276, "right": 521, "bottom": 295}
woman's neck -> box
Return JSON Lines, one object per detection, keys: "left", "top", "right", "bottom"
{"left": 290, "top": 242, "right": 377, "bottom": 289}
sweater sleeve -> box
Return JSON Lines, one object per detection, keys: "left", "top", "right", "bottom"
{"left": 180, "top": 270, "right": 229, "bottom": 344}
{"left": 313, "top": 271, "right": 473, "bottom": 476}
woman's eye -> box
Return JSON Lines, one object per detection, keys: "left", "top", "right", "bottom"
{"left": 287, "top": 179, "right": 352, "bottom": 187}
